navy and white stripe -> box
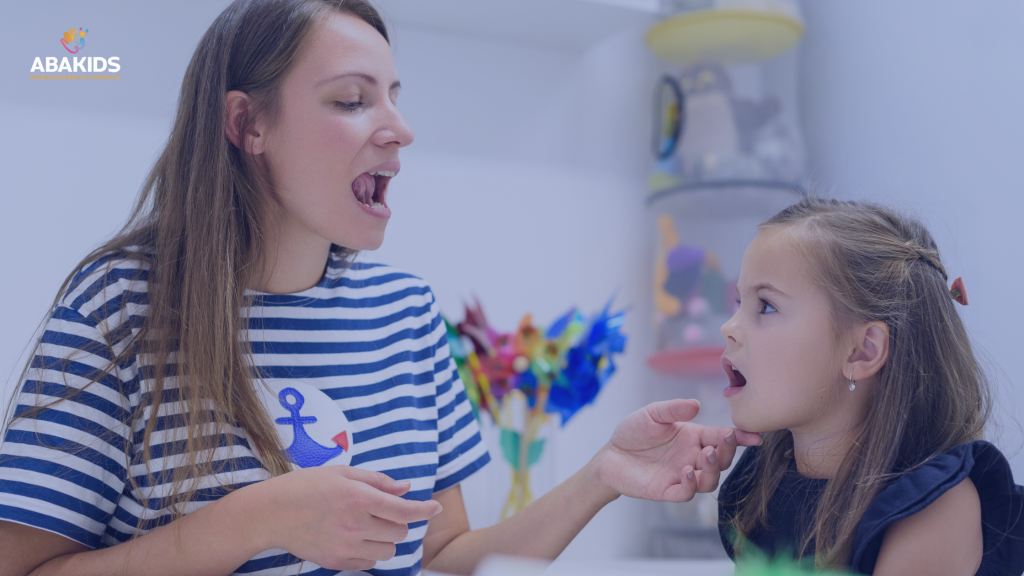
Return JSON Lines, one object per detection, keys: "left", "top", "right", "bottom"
{"left": 0, "top": 248, "right": 490, "bottom": 576}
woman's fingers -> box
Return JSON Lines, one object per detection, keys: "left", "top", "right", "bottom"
{"left": 357, "top": 540, "right": 399, "bottom": 562}
{"left": 663, "top": 465, "right": 699, "bottom": 502}
{"left": 364, "top": 514, "right": 410, "bottom": 544}
{"left": 694, "top": 445, "right": 721, "bottom": 493}
{"left": 333, "top": 558, "right": 378, "bottom": 572}
{"left": 711, "top": 428, "right": 739, "bottom": 470}
{"left": 366, "top": 488, "right": 442, "bottom": 525}
{"left": 647, "top": 398, "right": 701, "bottom": 425}
{"left": 734, "top": 429, "right": 763, "bottom": 446}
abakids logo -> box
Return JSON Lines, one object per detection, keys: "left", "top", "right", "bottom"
{"left": 29, "top": 27, "right": 121, "bottom": 80}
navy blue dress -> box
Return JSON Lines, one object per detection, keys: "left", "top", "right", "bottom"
{"left": 718, "top": 441, "right": 1024, "bottom": 575}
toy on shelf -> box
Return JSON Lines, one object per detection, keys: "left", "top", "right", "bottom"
{"left": 445, "top": 298, "right": 627, "bottom": 518}
{"left": 650, "top": 213, "right": 738, "bottom": 376}
{"left": 647, "top": 0, "right": 806, "bottom": 196}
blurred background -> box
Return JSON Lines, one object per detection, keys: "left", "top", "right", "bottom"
{"left": 1, "top": 0, "right": 1022, "bottom": 563}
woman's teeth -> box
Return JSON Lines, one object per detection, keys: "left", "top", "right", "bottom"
{"left": 352, "top": 170, "right": 396, "bottom": 209}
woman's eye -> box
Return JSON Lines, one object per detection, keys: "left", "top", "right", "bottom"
{"left": 334, "top": 101, "right": 363, "bottom": 111}
{"left": 759, "top": 299, "right": 777, "bottom": 314}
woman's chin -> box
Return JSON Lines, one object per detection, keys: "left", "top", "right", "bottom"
{"left": 334, "top": 229, "right": 386, "bottom": 251}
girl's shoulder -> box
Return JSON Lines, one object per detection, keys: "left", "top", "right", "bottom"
{"left": 717, "top": 444, "right": 764, "bottom": 556}
{"left": 852, "top": 440, "right": 1024, "bottom": 576}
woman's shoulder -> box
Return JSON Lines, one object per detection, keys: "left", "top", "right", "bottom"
{"left": 59, "top": 245, "right": 153, "bottom": 323}
{"left": 851, "top": 440, "right": 1024, "bottom": 575}
{"left": 334, "top": 255, "right": 436, "bottom": 300}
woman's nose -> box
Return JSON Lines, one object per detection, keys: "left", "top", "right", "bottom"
{"left": 376, "top": 104, "right": 414, "bottom": 148}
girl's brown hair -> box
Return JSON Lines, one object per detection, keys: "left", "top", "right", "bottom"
{"left": 4, "top": 0, "right": 388, "bottom": 531}
{"left": 728, "top": 197, "right": 990, "bottom": 568}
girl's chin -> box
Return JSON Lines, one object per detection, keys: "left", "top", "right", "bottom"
{"left": 728, "top": 412, "right": 776, "bottom": 435}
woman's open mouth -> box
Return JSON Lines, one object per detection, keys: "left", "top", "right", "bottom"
{"left": 723, "top": 357, "right": 747, "bottom": 397}
{"left": 351, "top": 169, "right": 395, "bottom": 214}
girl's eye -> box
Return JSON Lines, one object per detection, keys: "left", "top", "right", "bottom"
{"left": 759, "top": 299, "right": 777, "bottom": 314}
{"left": 334, "top": 101, "right": 363, "bottom": 111}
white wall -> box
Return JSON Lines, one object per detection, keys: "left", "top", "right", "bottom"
{"left": 8, "top": 0, "right": 1017, "bottom": 564}
{"left": 0, "top": 0, "right": 664, "bottom": 561}
{"left": 798, "top": 0, "right": 1024, "bottom": 478}
{"left": 358, "top": 20, "right": 666, "bottom": 559}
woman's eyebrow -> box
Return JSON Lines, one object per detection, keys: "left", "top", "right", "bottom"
{"left": 315, "top": 72, "right": 401, "bottom": 91}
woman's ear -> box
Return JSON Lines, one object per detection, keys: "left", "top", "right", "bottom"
{"left": 845, "top": 321, "right": 890, "bottom": 382}
{"left": 225, "top": 90, "right": 265, "bottom": 154}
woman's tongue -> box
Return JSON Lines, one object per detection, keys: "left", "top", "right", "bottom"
{"left": 351, "top": 173, "right": 375, "bottom": 206}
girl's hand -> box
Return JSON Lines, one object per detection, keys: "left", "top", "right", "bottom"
{"left": 594, "top": 399, "right": 761, "bottom": 503}
{"left": 251, "top": 466, "right": 443, "bottom": 572}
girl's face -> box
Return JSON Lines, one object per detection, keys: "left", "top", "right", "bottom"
{"left": 261, "top": 11, "right": 413, "bottom": 251}
{"left": 720, "top": 228, "right": 849, "bottom": 434}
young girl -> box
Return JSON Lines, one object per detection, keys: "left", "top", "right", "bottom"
{"left": 717, "top": 198, "right": 1024, "bottom": 575}
{"left": 0, "top": 1, "right": 759, "bottom": 575}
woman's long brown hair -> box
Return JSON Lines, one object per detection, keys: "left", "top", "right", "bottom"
{"left": 4, "top": 0, "right": 389, "bottom": 532}
{"left": 728, "top": 197, "right": 990, "bottom": 568}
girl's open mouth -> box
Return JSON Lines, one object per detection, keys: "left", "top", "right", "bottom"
{"left": 351, "top": 169, "right": 394, "bottom": 212}
{"left": 723, "top": 357, "right": 747, "bottom": 397}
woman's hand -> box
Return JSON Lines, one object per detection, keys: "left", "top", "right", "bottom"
{"left": 251, "top": 466, "right": 442, "bottom": 572}
{"left": 594, "top": 399, "right": 761, "bottom": 503}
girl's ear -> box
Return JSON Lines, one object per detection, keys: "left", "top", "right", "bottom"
{"left": 845, "top": 321, "right": 890, "bottom": 381}
{"left": 225, "top": 90, "right": 266, "bottom": 154}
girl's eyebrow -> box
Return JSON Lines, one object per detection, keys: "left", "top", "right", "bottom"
{"left": 315, "top": 72, "right": 401, "bottom": 91}
{"left": 752, "top": 282, "right": 788, "bottom": 298}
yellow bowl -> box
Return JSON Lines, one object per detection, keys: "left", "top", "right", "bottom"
{"left": 645, "top": 9, "right": 804, "bottom": 65}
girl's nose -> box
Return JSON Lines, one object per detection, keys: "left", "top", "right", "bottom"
{"left": 721, "top": 312, "right": 740, "bottom": 344}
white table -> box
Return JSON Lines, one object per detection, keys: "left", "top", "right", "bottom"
{"left": 425, "top": 555, "right": 735, "bottom": 576}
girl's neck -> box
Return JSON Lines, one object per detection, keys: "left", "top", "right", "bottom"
{"left": 789, "top": 378, "right": 875, "bottom": 479}
{"left": 790, "top": 425, "right": 860, "bottom": 479}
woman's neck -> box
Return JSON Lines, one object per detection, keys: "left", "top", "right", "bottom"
{"left": 255, "top": 216, "right": 333, "bottom": 295}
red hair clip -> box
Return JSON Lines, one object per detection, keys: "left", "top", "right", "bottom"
{"left": 950, "top": 276, "right": 968, "bottom": 306}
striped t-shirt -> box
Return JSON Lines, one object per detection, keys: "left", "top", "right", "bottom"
{"left": 0, "top": 248, "right": 490, "bottom": 576}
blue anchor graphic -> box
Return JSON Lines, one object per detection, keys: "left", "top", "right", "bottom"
{"left": 275, "top": 387, "right": 346, "bottom": 468}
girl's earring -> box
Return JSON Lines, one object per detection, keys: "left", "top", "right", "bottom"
{"left": 849, "top": 369, "right": 856, "bottom": 392}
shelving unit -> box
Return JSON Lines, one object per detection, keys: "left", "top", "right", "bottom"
{"left": 641, "top": 1, "right": 807, "bottom": 558}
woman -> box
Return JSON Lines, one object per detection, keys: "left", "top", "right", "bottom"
{"left": 0, "top": 2, "right": 760, "bottom": 575}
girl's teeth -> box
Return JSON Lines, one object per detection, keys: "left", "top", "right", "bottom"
{"left": 370, "top": 170, "right": 397, "bottom": 177}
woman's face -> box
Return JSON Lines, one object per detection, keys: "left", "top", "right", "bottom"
{"left": 720, "top": 228, "right": 849, "bottom": 434}
{"left": 261, "top": 11, "right": 413, "bottom": 251}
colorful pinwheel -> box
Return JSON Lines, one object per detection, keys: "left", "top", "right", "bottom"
{"left": 444, "top": 297, "right": 627, "bottom": 518}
